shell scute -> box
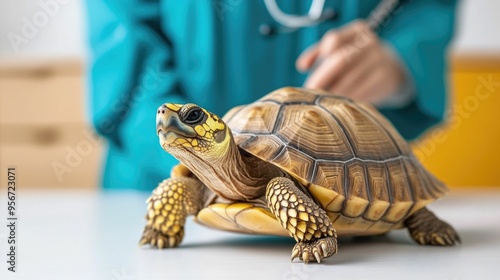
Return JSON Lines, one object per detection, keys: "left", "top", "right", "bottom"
{"left": 386, "top": 159, "right": 413, "bottom": 203}
{"left": 311, "top": 161, "right": 345, "bottom": 195}
{"left": 226, "top": 102, "right": 280, "bottom": 134}
{"left": 271, "top": 146, "right": 315, "bottom": 185}
{"left": 236, "top": 135, "right": 283, "bottom": 161}
{"left": 275, "top": 104, "right": 354, "bottom": 161}
{"left": 356, "top": 102, "right": 413, "bottom": 156}
{"left": 365, "top": 162, "right": 390, "bottom": 202}
{"left": 318, "top": 96, "right": 401, "bottom": 160}
{"left": 343, "top": 161, "right": 369, "bottom": 217}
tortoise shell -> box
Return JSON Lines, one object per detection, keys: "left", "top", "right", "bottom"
{"left": 195, "top": 87, "right": 447, "bottom": 236}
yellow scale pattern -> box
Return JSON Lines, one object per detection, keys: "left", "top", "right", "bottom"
{"left": 143, "top": 178, "right": 198, "bottom": 248}
{"left": 266, "top": 178, "right": 335, "bottom": 242}
{"left": 164, "top": 104, "right": 226, "bottom": 153}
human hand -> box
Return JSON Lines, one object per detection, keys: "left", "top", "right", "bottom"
{"left": 296, "top": 21, "right": 406, "bottom": 105}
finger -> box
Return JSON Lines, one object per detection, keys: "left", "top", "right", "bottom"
{"left": 296, "top": 44, "right": 319, "bottom": 72}
{"left": 304, "top": 21, "right": 375, "bottom": 89}
{"left": 305, "top": 34, "right": 375, "bottom": 90}
{"left": 318, "top": 20, "right": 368, "bottom": 58}
{"left": 329, "top": 49, "right": 380, "bottom": 96}
{"left": 304, "top": 53, "right": 348, "bottom": 90}
{"left": 299, "top": 21, "right": 370, "bottom": 73}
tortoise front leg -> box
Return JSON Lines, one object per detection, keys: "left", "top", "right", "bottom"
{"left": 170, "top": 163, "right": 192, "bottom": 178}
{"left": 266, "top": 177, "right": 338, "bottom": 263}
{"left": 139, "top": 177, "right": 203, "bottom": 248}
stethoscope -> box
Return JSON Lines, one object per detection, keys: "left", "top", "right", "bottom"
{"left": 261, "top": 0, "right": 400, "bottom": 36}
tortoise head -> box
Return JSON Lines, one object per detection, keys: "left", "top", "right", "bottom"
{"left": 156, "top": 103, "right": 231, "bottom": 161}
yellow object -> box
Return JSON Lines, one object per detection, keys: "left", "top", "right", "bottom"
{"left": 412, "top": 55, "right": 500, "bottom": 187}
{"left": 195, "top": 203, "right": 288, "bottom": 236}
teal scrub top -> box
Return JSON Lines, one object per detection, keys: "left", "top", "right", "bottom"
{"left": 86, "top": 0, "right": 457, "bottom": 190}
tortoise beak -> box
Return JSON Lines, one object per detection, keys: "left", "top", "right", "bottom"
{"left": 156, "top": 104, "right": 197, "bottom": 144}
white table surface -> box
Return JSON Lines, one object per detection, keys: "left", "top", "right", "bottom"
{"left": 0, "top": 188, "right": 499, "bottom": 280}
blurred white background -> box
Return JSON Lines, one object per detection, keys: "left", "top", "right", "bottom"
{"left": 0, "top": 0, "right": 86, "bottom": 59}
{"left": 0, "top": 0, "right": 499, "bottom": 59}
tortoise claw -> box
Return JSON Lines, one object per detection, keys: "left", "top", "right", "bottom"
{"left": 291, "top": 248, "right": 300, "bottom": 261}
{"left": 139, "top": 224, "right": 184, "bottom": 249}
{"left": 321, "top": 243, "right": 328, "bottom": 257}
{"left": 302, "top": 252, "right": 310, "bottom": 264}
{"left": 138, "top": 237, "right": 148, "bottom": 246}
{"left": 291, "top": 237, "right": 337, "bottom": 263}
{"left": 313, "top": 250, "right": 322, "bottom": 263}
{"left": 157, "top": 238, "right": 165, "bottom": 249}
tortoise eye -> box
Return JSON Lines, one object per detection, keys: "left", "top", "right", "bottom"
{"left": 184, "top": 107, "right": 204, "bottom": 124}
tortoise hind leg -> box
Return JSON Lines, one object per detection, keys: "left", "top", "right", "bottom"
{"left": 266, "top": 177, "right": 338, "bottom": 264}
{"left": 404, "top": 207, "right": 460, "bottom": 246}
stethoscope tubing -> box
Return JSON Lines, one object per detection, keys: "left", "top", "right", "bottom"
{"left": 263, "top": 0, "right": 400, "bottom": 33}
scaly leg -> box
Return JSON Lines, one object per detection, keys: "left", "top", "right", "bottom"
{"left": 139, "top": 176, "right": 204, "bottom": 248}
{"left": 170, "top": 163, "right": 192, "bottom": 178}
{"left": 266, "top": 177, "right": 338, "bottom": 263}
{"left": 404, "top": 207, "right": 460, "bottom": 246}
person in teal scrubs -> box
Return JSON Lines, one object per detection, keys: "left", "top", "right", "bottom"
{"left": 86, "top": 0, "right": 457, "bottom": 190}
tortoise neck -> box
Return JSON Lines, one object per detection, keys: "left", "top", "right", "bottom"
{"left": 219, "top": 136, "right": 286, "bottom": 200}
{"left": 186, "top": 133, "right": 285, "bottom": 201}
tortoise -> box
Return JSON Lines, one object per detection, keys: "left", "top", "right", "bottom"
{"left": 139, "top": 87, "right": 460, "bottom": 263}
